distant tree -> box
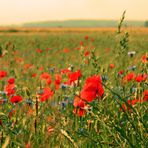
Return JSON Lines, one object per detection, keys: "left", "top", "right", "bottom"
{"left": 144, "top": 21, "right": 148, "bottom": 27}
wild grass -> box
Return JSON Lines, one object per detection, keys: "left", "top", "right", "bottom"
{"left": 0, "top": 16, "right": 148, "bottom": 147}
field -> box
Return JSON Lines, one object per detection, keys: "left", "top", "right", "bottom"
{"left": 0, "top": 27, "right": 148, "bottom": 147}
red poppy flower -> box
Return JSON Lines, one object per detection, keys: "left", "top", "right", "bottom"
{"left": 36, "top": 48, "right": 42, "bottom": 53}
{"left": 73, "top": 96, "right": 86, "bottom": 116}
{"left": 54, "top": 74, "right": 62, "bottom": 90}
{"left": 47, "top": 126, "right": 54, "bottom": 133}
{"left": 24, "top": 64, "right": 33, "bottom": 70}
{"left": 68, "top": 70, "right": 82, "bottom": 85}
{"left": 73, "top": 96, "right": 85, "bottom": 108}
{"left": 26, "top": 143, "right": 31, "bottom": 148}
{"left": 39, "top": 66, "right": 43, "bottom": 71}
{"left": 4, "top": 84, "right": 15, "bottom": 96}
{"left": 84, "top": 51, "right": 90, "bottom": 56}
{"left": 120, "top": 98, "right": 139, "bottom": 112}
{"left": 61, "top": 68, "right": 71, "bottom": 74}
{"left": 73, "top": 108, "right": 85, "bottom": 117}
{"left": 141, "top": 54, "right": 147, "bottom": 63}
{"left": 25, "top": 107, "right": 33, "bottom": 116}
{"left": 81, "top": 75, "right": 104, "bottom": 102}
{"left": 76, "top": 47, "right": 81, "bottom": 50}
{"left": 46, "top": 78, "right": 52, "bottom": 85}
{"left": 10, "top": 95, "right": 22, "bottom": 103}
{"left": 15, "top": 57, "right": 24, "bottom": 63}
{"left": 40, "top": 72, "right": 51, "bottom": 80}
{"left": 8, "top": 78, "right": 15, "bottom": 84}
{"left": 84, "top": 35, "right": 89, "bottom": 40}
{"left": 110, "top": 63, "right": 115, "bottom": 69}
{"left": 123, "top": 72, "right": 135, "bottom": 82}
{"left": 31, "top": 73, "right": 37, "bottom": 78}
{"left": 118, "top": 70, "right": 124, "bottom": 76}
{"left": 143, "top": 90, "right": 148, "bottom": 102}
{"left": 38, "top": 87, "right": 54, "bottom": 102}
{"left": 80, "top": 41, "right": 84, "bottom": 46}
{"left": 128, "top": 99, "right": 139, "bottom": 106}
{"left": 63, "top": 48, "right": 69, "bottom": 53}
{"left": 0, "top": 70, "right": 7, "bottom": 79}
{"left": 134, "top": 74, "right": 147, "bottom": 83}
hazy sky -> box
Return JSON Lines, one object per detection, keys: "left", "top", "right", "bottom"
{"left": 0, "top": 0, "right": 147, "bottom": 25}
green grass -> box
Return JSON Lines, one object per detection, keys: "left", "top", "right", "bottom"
{"left": 0, "top": 29, "right": 147, "bottom": 147}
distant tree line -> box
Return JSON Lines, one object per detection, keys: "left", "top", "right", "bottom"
{"left": 145, "top": 21, "right": 148, "bottom": 27}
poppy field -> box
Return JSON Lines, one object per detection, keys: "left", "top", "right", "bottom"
{"left": 0, "top": 23, "right": 148, "bottom": 147}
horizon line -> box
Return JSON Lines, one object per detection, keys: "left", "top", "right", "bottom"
{"left": 0, "top": 18, "right": 146, "bottom": 27}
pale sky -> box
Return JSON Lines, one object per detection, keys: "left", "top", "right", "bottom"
{"left": 0, "top": 0, "right": 147, "bottom": 25}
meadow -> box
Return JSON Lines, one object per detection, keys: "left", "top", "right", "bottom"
{"left": 0, "top": 26, "right": 148, "bottom": 147}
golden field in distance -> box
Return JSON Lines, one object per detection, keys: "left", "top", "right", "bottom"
{"left": 0, "top": 27, "right": 148, "bottom": 34}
